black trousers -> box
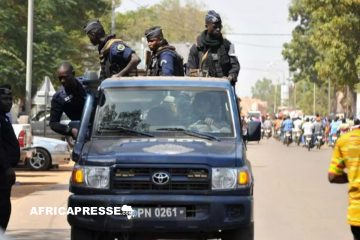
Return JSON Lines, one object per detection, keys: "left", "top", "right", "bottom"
{"left": 351, "top": 226, "right": 360, "bottom": 240}
{"left": 0, "top": 188, "right": 11, "bottom": 231}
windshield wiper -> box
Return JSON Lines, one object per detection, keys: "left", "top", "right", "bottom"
{"left": 156, "top": 127, "right": 220, "bottom": 142}
{"left": 98, "top": 126, "right": 154, "bottom": 137}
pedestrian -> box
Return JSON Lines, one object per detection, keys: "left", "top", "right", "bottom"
{"left": 84, "top": 19, "right": 141, "bottom": 81}
{"left": 49, "top": 62, "right": 86, "bottom": 137}
{"left": 187, "top": 10, "right": 240, "bottom": 86}
{"left": 144, "top": 26, "right": 184, "bottom": 76}
{"left": 0, "top": 84, "right": 20, "bottom": 231}
{"left": 328, "top": 118, "right": 360, "bottom": 240}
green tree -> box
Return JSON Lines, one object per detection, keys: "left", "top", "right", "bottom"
{"left": 114, "top": 0, "right": 206, "bottom": 42}
{"left": 251, "top": 78, "right": 280, "bottom": 113}
{"left": 0, "top": 0, "right": 110, "bottom": 99}
{"left": 283, "top": 0, "right": 360, "bottom": 115}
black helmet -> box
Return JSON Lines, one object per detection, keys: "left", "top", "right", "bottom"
{"left": 205, "top": 10, "right": 222, "bottom": 24}
{"left": 144, "top": 26, "right": 163, "bottom": 40}
{"left": 84, "top": 20, "right": 104, "bottom": 35}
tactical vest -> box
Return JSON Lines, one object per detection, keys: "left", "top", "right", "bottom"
{"left": 147, "top": 46, "right": 184, "bottom": 76}
{"left": 197, "top": 39, "right": 231, "bottom": 78}
{"left": 99, "top": 39, "right": 137, "bottom": 80}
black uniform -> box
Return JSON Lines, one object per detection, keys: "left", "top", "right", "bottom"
{"left": 0, "top": 112, "right": 20, "bottom": 231}
{"left": 49, "top": 79, "right": 86, "bottom": 136}
{"left": 98, "top": 34, "right": 135, "bottom": 81}
{"left": 187, "top": 30, "right": 240, "bottom": 85}
{"left": 147, "top": 44, "right": 184, "bottom": 76}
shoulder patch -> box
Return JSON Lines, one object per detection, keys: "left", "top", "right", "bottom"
{"left": 160, "top": 59, "right": 167, "bottom": 66}
{"left": 116, "top": 44, "right": 125, "bottom": 52}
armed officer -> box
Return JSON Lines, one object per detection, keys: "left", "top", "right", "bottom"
{"left": 49, "top": 62, "right": 86, "bottom": 137}
{"left": 0, "top": 84, "right": 20, "bottom": 231}
{"left": 187, "top": 10, "right": 240, "bottom": 86}
{"left": 145, "top": 26, "right": 184, "bottom": 76}
{"left": 84, "top": 20, "right": 141, "bottom": 81}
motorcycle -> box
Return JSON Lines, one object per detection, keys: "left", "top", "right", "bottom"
{"left": 304, "top": 134, "right": 313, "bottom": 151}
{"left": 283, "top": 131, "right": 292, "bottom": 146}
{"left": 292, "top": 129, "right": 302, "bottom": 146}
{"left": 264, "top": 128, "right": 272, "bottom": 139}
{"left": 314, "top": 134, "right": 323, "bottom": 149}
{"left": 329, "top": 133, "right": 338, "bottom": 148}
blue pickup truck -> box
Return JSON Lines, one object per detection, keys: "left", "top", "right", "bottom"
{"left": 68, "top": 77, "right": 260, "bottom": 240}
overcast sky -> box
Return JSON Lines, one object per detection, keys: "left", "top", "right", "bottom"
{"left": 118, "top": 0, "right": 296, "bottom": 97}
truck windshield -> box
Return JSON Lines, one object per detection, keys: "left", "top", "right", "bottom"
{"left": 94, "top": 87, "right": 235, "bottom": 138}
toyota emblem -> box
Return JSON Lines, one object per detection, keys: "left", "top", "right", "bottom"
{"left": 152, "top": 172, "right": 170, "bottom": 185}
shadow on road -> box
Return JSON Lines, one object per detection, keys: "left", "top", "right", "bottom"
{"left": 4, "top": 229, "right": 70, "bottom": 240}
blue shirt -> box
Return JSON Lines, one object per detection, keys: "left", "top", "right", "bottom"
{"left": 109, "top": 41, "right": 133, "bottom": 66}
{"left": 282, "top": 119, "right": 294, "bottom": 131}
{"left": 330, "top": 120, "right": 341, "bottom": 134}
{"left": 159, "top": 51, "right": 175, "bottom": 76}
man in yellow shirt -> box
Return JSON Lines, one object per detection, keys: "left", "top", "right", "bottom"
{"left": 328, "top": 118, "right": 360, "bottom": 239}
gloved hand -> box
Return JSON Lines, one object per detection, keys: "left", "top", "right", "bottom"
{"left": 227, "top": 74, "right": 237, "bottom": 86}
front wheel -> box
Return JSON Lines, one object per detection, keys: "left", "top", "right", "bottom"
{"left": 27, "top": 148, "right": 51, "bottom": 170}
{"left": 221, "top": 223, "right": 254, "bottom": 240}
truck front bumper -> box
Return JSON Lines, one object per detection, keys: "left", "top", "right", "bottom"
{"left": 67, "top": 194, "right": 253, "bottom": 233}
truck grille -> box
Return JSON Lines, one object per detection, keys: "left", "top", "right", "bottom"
{"left": 113, "top": 167, "right": 210, "bottom": 191}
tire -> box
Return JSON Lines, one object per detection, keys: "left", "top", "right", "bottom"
{"left": 221, "top": 223, "right": 254, "bottom": 240}
{"left": 27, "top": 148, "right": 51, "bottom": 170}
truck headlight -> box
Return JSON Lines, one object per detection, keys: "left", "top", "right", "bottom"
{"left": 72, "top": 166, "right": 110, "bottom": 189}
{"left": 212, "top": 168, "right": 251, "bottom": 190}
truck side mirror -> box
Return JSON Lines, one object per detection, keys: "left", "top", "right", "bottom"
{"left": 246, "top": 121, "right": 261, "bottom": 142}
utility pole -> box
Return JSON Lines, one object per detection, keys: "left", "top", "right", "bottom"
{"left": 313, "top": 82, "right": 316, "bottom": 115}
{"left": 25, "top": 0, "right": 34, "bottom": 116}
{"left": 274, "top": 81, "right": 277, "bottom": 114}
{"left": 294, "top": 82, "right": 296, "bottom": 109}
{"left": 328, "top": 79, "right": 331, "bottom": 116}
{"left": 111, "top": 0, "right": 116, "bottom": 34}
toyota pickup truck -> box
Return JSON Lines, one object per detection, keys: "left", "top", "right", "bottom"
{"left": 68, "top": 77, "right": 260, "bottom": 240}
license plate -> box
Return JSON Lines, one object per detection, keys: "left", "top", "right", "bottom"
{"left": 133, "top": 207, "right": 186, "bottom": 219}
{"left": 286, "top": 132, "right": 291, "bottom": 136}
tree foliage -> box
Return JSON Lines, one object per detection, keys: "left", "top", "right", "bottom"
{"left": 113, "top": 0, "right": 206, "bottom": 42}
{"left": 282, "top": 0, "right": 360, "bottom": 115}
{"left": 0, "top": 0, "right": 110, "bottom": 99}
{"left": 0, "top": 0, "right": 206, "bottom": 101}
{"left": 251, "top": 78, "right": 280, "bottom": 113}
{"left": 283, "top": 0, "right": 360, "bottom": 87}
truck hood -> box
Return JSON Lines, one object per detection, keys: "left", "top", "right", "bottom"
{"left": 82, "top": 138, "right": 243, "bottom": 167}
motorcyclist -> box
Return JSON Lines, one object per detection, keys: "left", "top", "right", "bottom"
{"left": 281, "top": 115, "right": 293, "bottom": 143}
{"left": 329, "top": 117, "right": 341, "bottom": 145}
{"left": 338, "top": 118, "right": 350, "bottom": 135}
{"left": 263, "top": 116, "right": 273, "bottom": 137}
{"left": 302, "top": 118, "right": 314, "bottom": 147}
{"left": 293, "top": 117, "right": 303, "bottom": 144}
{"left": 313, "top": 115, "right": 324, "bottom": 146}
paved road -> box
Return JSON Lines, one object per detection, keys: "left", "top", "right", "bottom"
{"left": 2, "top": 139, "right": 352, "bottom": 240}
{"left": 250, "top": 138, "right": 351, "bottom": 240}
